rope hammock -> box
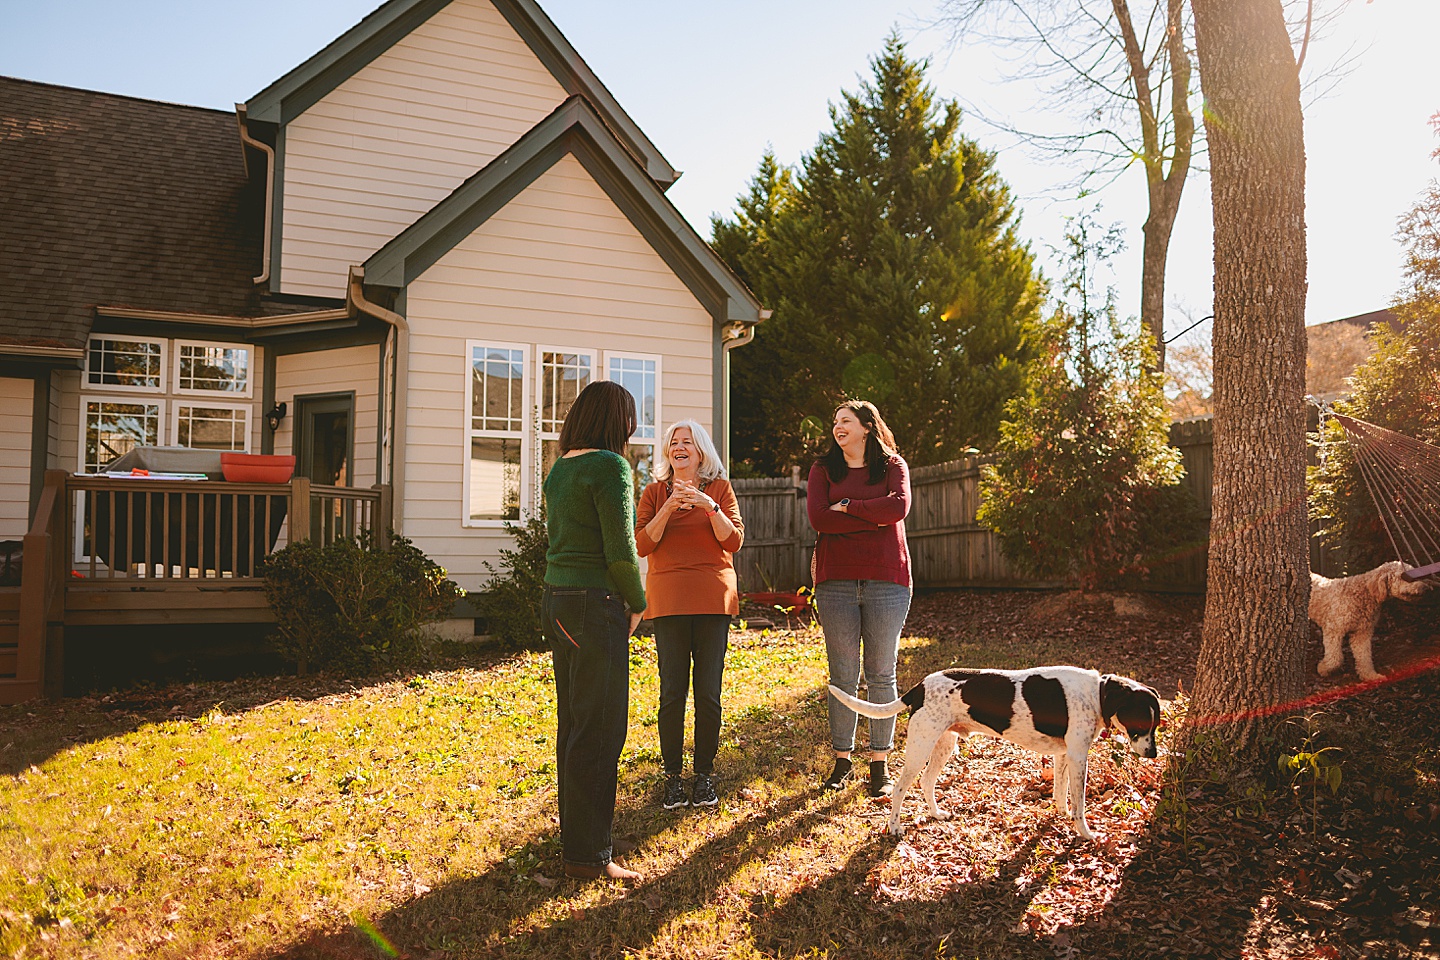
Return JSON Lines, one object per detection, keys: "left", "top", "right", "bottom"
{"left": 1332, "top": 413, "right": 1440, "bottom": 582}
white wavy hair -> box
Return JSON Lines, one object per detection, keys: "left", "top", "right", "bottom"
{"left": 654, "top": 418, "right": 726, "bottom": 482}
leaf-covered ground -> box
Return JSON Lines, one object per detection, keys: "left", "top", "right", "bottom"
{"left": 1, "top": 588, "right": 1436, "bottom": 959}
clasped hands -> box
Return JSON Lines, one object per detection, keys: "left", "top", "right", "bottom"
{"left": 668, "top": 479, "right": 716, "bottom": 514}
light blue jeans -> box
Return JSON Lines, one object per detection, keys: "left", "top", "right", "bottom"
{"left": 815, "top": 579, "right": 912, "bottom": 753}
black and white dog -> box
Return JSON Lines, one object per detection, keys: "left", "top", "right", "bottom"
{"left": 829, "top": 667, "right": 1162, "bottom": 840}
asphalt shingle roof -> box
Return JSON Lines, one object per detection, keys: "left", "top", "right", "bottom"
{"left": 0, "top": 76, "right": 318, "bottom": 350}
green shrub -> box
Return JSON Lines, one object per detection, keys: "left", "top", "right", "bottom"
{"left": 978, "top": 216, "right": 1199, "bottom": 590}
{"left": 262, "top": 532, "right": 463, "bottom": 675}
{"left": 477, "top": 512, "right": 549, "bottom": 649}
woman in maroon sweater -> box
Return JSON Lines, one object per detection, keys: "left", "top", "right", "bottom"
{"left": 807, "top": 400, "right": 912, "bottom": 796}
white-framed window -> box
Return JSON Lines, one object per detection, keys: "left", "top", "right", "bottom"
{"left": 607, "top": 352, "right": 662, "bottom": 492}
{"left": 173, "top": 403, "right": 251, "bottom": 452}
{"left": 82, "top": 397, "right": 163, "bottom": 473}
{"left": 173, "top": 340, "right": 252, "bottom": 397}
{"left": 537, "top": 347, "right": 595, "bottom": 496}
{"left": 464, "top": 341, "right": 528, "bottom": 525}
{"left": 85, "top": 336, "right": 166, "bottom": 393}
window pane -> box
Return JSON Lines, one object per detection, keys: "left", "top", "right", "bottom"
{"left": 541, "top": 351, "right": 592, "bottom": 433}
{"left": 471, "top": 346, "right": 524, "bottom": 432}
{"left": 85, "top": 400, "right": 161, "bottom": 472}
{"left": 176, "top": 406, "right": 248, "bottom": 451}
{"left": 609, "top": 357, "right": 657, "bottom": 440}
{"left": 624, "top": 443, "right": 656, "bottom": 500}
{"left": 87, "top": 338, "right": 163, "bottom": 389}
{"left": 469, "top": 437, "right": 522, "bottom": 521}
{"left": 178, "top": 344, "right": 249, "bottom": 393}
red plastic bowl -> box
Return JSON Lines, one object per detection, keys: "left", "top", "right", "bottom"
{"left": 221, "top": 453, "right": 296, "bottom": 484}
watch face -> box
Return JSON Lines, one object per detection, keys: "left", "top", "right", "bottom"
{"left": 839, "top": 498, "right": 850, "bottom": 505}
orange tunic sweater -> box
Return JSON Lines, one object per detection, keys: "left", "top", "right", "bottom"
{"left": 634, "top": 478, "right": 745, "bottom": 618}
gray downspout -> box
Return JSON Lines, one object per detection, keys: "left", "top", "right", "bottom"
{"left": 348, "top": 265, "right": 408, "bottom": 534}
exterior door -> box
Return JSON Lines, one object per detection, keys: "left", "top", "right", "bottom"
{"left": 294, "top": 393, "right": 353, "bottom": 542}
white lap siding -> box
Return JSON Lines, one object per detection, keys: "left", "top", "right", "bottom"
{"left": 402, "top": 153, "right": 715, "bottom": 588}
{"left": 0, "top": 378, "right": 34, "bottom": 539}
{"left": 278, "top": 0, "right": 569, "bottom": 299}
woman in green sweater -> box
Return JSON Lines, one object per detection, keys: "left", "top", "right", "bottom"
{"left": 542, "top": 380, "right": 647, "bottom": 882}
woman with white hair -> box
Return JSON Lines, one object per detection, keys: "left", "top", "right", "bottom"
{"left": 635, "top": 419, "right": 744, "bottom": 810}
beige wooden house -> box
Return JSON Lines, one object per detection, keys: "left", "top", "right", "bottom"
{"left": 0, "top": 0, "right": 764, "bottom": 702}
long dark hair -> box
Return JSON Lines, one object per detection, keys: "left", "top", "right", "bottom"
{"left": 559, "top": 380, "right": 636, "bottom": 454}
{"left": 821, "top": 399, "right": 899, "bottom": 483}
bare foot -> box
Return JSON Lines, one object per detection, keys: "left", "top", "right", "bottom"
{"left": 564, "top": 860, "right": 642, "bottom": 882}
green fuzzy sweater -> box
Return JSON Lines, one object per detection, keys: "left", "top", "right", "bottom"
{"left": 542, "top": 450, "right": 646, "bottom": 612}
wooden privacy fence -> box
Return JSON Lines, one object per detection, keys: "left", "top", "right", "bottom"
{"left": 731, "top": 417, "right": 1341, "bottom": 594}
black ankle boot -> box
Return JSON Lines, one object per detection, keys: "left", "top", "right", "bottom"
{"left": 868, "top": 760, "right": 893, "bottom": 797}
{"left": 822, "top": 757, "right": 853, "bottom": 791}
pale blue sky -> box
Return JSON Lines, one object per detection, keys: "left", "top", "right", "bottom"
{"left": 4, "top": 0, "right": 1436, "bottom": 333}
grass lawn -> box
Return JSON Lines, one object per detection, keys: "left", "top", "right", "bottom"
{"left": 2, "top": 590, "right": 1436, "bottom": 959}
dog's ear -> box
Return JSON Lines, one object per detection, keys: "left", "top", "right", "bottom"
{"left": 1099, "top": 675, "right": 1126, "bottom": 723}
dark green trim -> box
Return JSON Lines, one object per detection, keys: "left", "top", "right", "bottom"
{"left": 88, "top": 315, "right": 360, "bottom": 345}
{"left": 363, "top": 97, "right": 762, "bottom": 330}
{"left": 29, "top": 367, "right": 50, "bottom": 521}
{"left": 256, "top": 326, "right": 385, "bottom": 355}
{"left": 242, "top": 0, "right": 676, "bottom": 186}
{"left": 490, "top": 0, "right": 676, "bottom": 186}
{"left": 375, "top": 326, "right": 389, "bottom": 489}
{"left": 269, "top": 126, "right": 286, "bottom": 293}
{"left": 261, "top": 348, "right": 278, "bottom": 456}
{"left": 247, "top": 0, "right": 451, "bottom": 124}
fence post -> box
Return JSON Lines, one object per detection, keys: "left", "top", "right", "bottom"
{"left": 374, "top": 484, "right": 393, "bottom": 550}
{"left": 289, "top": 476, "right": 311, "bottom": 543}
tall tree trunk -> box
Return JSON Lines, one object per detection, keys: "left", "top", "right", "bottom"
{"left": 1140, "top": 209, "right": 1176, "bottom": 371}
{"left": 1115, "top": 0, "right": 1195, "bottom": 373}
{"left": 1183, "top": 0, "right": 1309, "bottom": 763}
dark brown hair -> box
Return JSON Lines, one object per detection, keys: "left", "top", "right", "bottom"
{"left": 821, "top": 399, "right": 899, "bottom": 483}
{"left": 559, "top": 380, "right": 636, "bottom": 455}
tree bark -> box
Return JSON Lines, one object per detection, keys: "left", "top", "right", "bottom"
{"left": 1183, "top": 0, "right": 1310, "bottom": 764}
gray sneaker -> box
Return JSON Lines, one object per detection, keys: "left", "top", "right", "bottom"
{"left": 691, "top": 774, "right": 719, "bottom": 807}
{"left": 662, "top": 775, "right": 689, "bottom": 810}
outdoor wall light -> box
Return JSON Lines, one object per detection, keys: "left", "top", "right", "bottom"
{"left": 266, "top": 401, "right": 288, "bottom": 431}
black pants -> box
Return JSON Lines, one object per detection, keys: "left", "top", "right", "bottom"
{"left": 653, "top": 613, "right": 730, "bottom": 777}
{"left": 543, "top": 585, "right": 630, "bottom": 867}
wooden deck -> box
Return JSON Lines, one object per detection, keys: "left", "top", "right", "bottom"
{"left": 0, "top": 472, "right": 392, "bottom": 704}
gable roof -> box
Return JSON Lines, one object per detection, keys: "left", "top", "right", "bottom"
{"left": 362, "top": 95, "right": 762, "bottom": 326}
{"left": 243, "top": 0, "right": 678, "bottom": 187}
{"left": 0, "top": 76, "right": 327, "bottom": 352}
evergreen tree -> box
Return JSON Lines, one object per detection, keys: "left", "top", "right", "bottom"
{"left": 714, "top": 35, "right": 1044, "bottom": 474}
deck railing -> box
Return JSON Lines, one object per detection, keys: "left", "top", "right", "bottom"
{"left": 2, "top": 474, "right": 393, "bottom": 703}
{"left": 66, "top": 475, "right": 393, "bottom": 583}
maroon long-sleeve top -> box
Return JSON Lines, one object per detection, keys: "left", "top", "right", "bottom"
{"left": 806, "top": 456, "right": 912, "bottom": 588}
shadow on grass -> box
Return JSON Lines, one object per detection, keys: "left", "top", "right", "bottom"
{"left": 0, "top": 642, "right": 523, "bottom": 776}
{"left": 262, "top": 762, "right": 860, "bottom": 958}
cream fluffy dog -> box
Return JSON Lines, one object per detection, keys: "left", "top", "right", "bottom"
{"left": 1310, "top": 561, "right": 1428, "bottom": 681}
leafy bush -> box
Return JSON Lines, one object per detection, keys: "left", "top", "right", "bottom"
{"left": 978, "top": 216, "right": 1200, "bottom": 590}
{"left": 263, "top": 532, "right": 463, "bottom": 675}
{"left": 477, "top": 512, "right": 549, "bottom": 649}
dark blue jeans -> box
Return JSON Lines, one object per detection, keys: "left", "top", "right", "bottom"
{"left": 653, "top": 614, "right": 730, "bottom": 777}
{"left": 543, "top": 585, "right": 630, "bottom": 867}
